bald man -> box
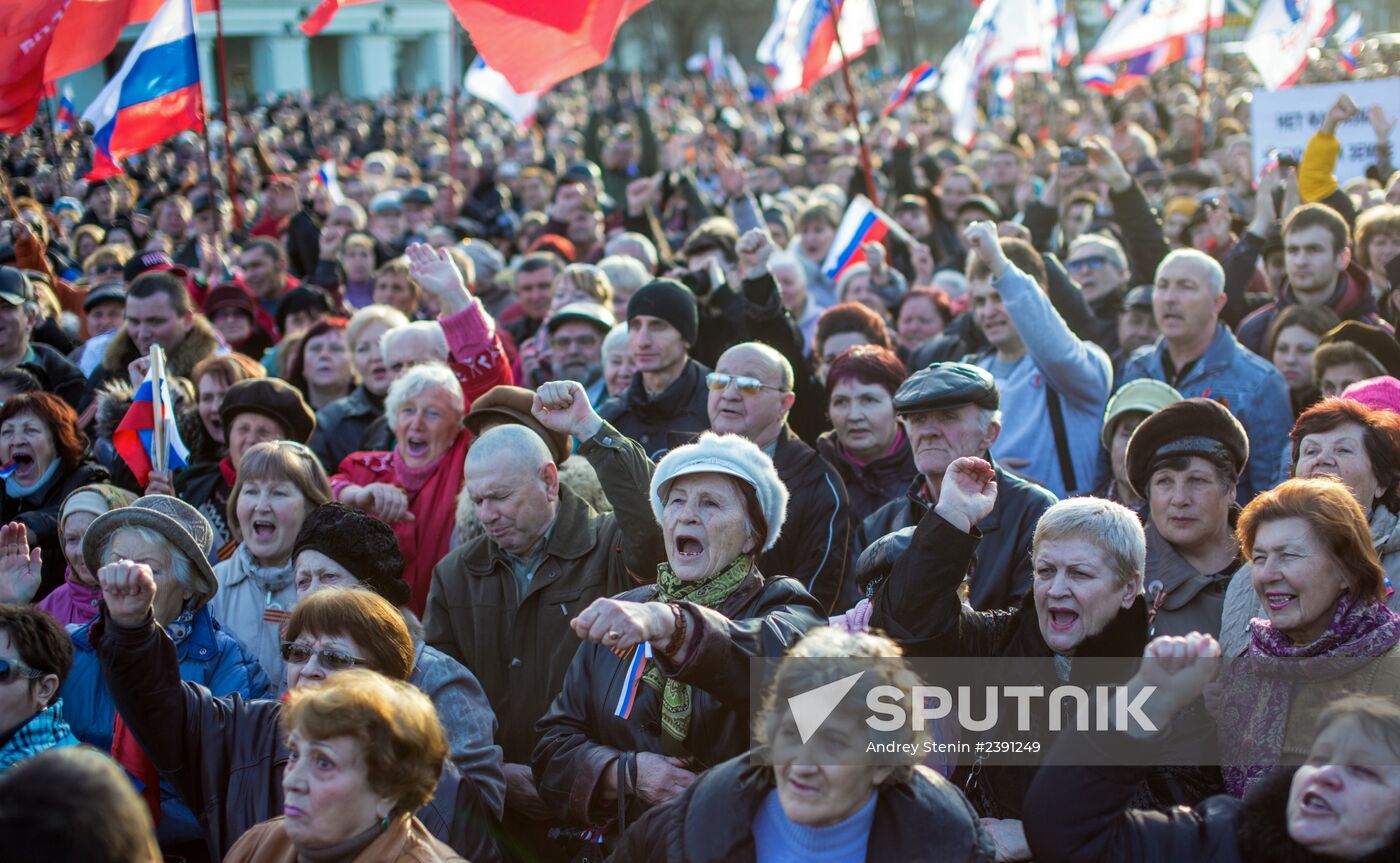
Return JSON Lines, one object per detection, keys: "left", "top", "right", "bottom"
{"left": 705, "top": 342, "right": 856, "bottom": 612}
{"left": 424, "top": 422, "right": 663, "bottom": 854}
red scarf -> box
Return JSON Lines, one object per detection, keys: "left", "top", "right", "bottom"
{"left": 111, "top": 712, "right": 160, "bottom": 824}
{"left": 391, "top": 431, "right": 471, "bottom": 615}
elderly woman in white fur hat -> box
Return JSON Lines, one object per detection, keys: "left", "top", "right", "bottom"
{"left": 528, "top": 379, "right": 827, "bottom": 849}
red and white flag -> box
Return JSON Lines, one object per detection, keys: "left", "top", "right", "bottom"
{"left": 758, "top": 0, "right": 881, "bottom": 101}
{"left": 300, "top": 0, "right": 378, "bottom": 36}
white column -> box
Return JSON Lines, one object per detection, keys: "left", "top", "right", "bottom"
{"left": 251, "top": 36, "right": 311, "bottom": 97}
{"left": 417, "top": 31, "right": 453, "bottom": 92}
{"left": 197, "top": 36, "right": 218, "bottom": 108}
{"left": 340, "top": 34, "right": 396, "bottom": 98}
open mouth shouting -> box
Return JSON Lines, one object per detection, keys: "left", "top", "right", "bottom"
{"left": 251, "top": 518, "right": 278, "bottom": 543}
{"left": 403, "top": 436, "right": 431, "bottom": 460}
{"left": 674, "top": 531, "right": 705, "bottom": 561}
{"left": 1045, "top": 605, "right": 1079, "bottom": 634}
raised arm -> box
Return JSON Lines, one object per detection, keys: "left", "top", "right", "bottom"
{"left": 533, "top": 380, "right": 666, "bottom": 582}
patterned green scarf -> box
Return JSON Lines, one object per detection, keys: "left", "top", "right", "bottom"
{"left": 642, "top": 554, "right": 753, "bottom": 751}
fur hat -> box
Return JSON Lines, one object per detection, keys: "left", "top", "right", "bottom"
{"left": 292, "top": 503, "right": 409, "bottom": 607}
{"left": 650, "top": 432, "right": 788, "bottom": 552}
{"left": 1125, "top": 397, "right": 1249, "bottom": 498}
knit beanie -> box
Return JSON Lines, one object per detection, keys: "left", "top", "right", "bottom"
{"left": 292, "top": 503, "right": 410, "bottom": 607}
{"left": 650, "top": 432, "right": 788, "bottom": 552}
{"left": 1343, "top": 376, "right": 1400, "bottom": 417}
{"left": 627, "top": 279, "right": 699, "bottom": 346}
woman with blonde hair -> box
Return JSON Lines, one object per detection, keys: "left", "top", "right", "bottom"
{"left": 213, "top": 441, "right": 333, "bottom": 688}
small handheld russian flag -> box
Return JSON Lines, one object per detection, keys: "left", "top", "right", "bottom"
{"left": 114, "top": 345, "right": 190, "bottom": 487}
{"left": 55, "top": 88, "right": 77, "bottom": 135}
{"left": 613, "top": 642, "right": 652, "bottom": 720}
{"left": 317, "top": 160, "right": 345, "bottom": 205}
{"left": 0, "top": 462, "right": 15, "bottom": 481}
{"left": 820, "top": 195, "right": 912, "bottom": 284}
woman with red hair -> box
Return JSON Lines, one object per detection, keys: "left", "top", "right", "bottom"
{"left": 0, "top": 393, "right": 108, "bottom": 600}
{"left": 816, "top": 346, "right": 917, "bottom": 523}
{"left": 1222, "top": 398, "right": 1400, "bottom": 655}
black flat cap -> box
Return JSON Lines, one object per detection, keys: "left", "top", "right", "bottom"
{"left": 956, "top": 195, "right": 1003, "bottom": 221}
{"left": 1320, "top": 321, "right": 1400, "bottom": 379}
{"left": 1125, "top": 397, "right": 1248, "bottom": 498}
{"left": 1123, "top": 285, "right": 1153, "bottom": 310}
{"left": 893, "top": 362, "right": 999, "bottom": 416}
{"left": 219, "top": 378, "right": 315, "bottom": 444}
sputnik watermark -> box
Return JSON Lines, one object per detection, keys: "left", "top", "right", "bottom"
{"left": 865, "top": 683, "right": 1159, "bottom": 734}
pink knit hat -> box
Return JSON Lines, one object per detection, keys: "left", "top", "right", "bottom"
{"left": 1342, "top": 376, "right": 1400, "bottom": 416}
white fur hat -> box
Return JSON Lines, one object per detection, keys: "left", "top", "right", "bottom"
{"left": 650, "top": 432, "right": 788, "bottom": 552}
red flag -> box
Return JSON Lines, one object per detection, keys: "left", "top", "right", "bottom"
{"left": 446, "top": 0, "right": 652, "bottom": 93}
{"left": 0, "top": 0, "right": 71, "bottom": 134}
{"left": 112, "top": 711, "right": 161, "bottom": 824}
{"left": 299, "top": 0, "right": 378, "bottom": 37}
{"left": 43, "top": 0, "right": 214, "bottom": 83}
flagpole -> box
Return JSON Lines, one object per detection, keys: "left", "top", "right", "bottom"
{"left": 41, "top": 93, "right": 63, "bottom": 173}
{"left": 1192, "top": 0, "right": 1217, "bottom": 164}
{"left": 825, "top": 1, "right": 881, "bottom": 207}
{"left": 150, "top": 345, "right": 167, "bottom": 476}
{"left": 214, "top": 0, "right": 241, "bottom": 231}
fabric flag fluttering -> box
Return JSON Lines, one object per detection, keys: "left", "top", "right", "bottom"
{"left": 1085, "top": 0, "right": 1223, "bottom": 66}
{"left": 81, "top": 0, "right": 203, "bottom": 181}
{"left": 300, "top": 0, "right": 378, "bottom": 36}
{"left": 0, "top": 0, "right": 72, "bottom": 134}
{"left": 464, "top": 55, "right": 543, "bottom": 128}
{"left": 881, "top": 62, "right": 937, "bottom": 116}
{"left": 446, "top": 0, "right": 652, "bottom": 94}
{"left": 1334, "top": 10, "right": 1362, "bottom": 72}
{"left": 317, "top": 160, "right": 345, "bottom": 205}
{"left": 1077, "top": 64, "right": 1117, "bottom": 93}
{"left": 1244, "top": 0, "right": 1336, "bottom": 90}
{"left": 759, "top": 0, "right": 881, "bottom": 101}
{"left": 54, "top": 85, "right": 76, "bottom": 134}
{"left": 114, "top": 344, "right": 191, "bottom": 488}
{"left": 821, "top": 195, "right": 910, "bottom": 283}
{"left": 42, "top": 0, "right": 215, "bottom": 84}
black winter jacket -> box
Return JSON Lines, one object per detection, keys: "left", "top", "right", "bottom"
{"left": 1024, "top": 733, "right": 1400, "bottom": 863}
{"left": 89, "top": 610, "right": 500, "bottom": 863}
{"left": 531, "top": 571, "right": 824, "bottom": 829}
{"left": 598, "top": 359, "right": 711, "bottom": 459}
{"left": 309, "top": 384, "right": 383, "bottom": 473}
{"left": 815, "top": 429, "right": 919, "bottom": 526}
{"left": 611, "top": 752, "right": 995, "bottom": 862}
{"left": 764, "top": 426, "right": 855, "bottom": 613}
{"left": 862, "top": 465, "right": 1055, "bottom": 611}
{"left": 16, "top": 342, "right": 86, "bottom": 408}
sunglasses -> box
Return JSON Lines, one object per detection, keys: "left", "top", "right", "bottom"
{"left": 93, "top": 262, "right": 124, "bottom": 274}
{"left": 0, "top": 657, "right": 45, "bottom": 685}
{"left": 706, "top": 372, "right": 786, "bottom": 396}
{"left": 280, "top": 642, "right": 369, "bottom": 671}
{"left": 1066, "top": 255, "right": 1112, "bottom": 273}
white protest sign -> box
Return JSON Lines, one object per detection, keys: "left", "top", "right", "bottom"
{"left": 1250, "top": 78, "right": 1400, "bottom": 184}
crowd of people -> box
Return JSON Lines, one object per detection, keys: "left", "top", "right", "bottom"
{"left": 0, "top": 42, "right": 1398, "bottom": 863}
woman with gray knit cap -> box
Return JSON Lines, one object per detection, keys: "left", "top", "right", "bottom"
{"left": 528, "top": 379, "right": 826, "bottom": 853}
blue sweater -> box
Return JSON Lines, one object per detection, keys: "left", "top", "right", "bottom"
{"left": 752, "top": 787, "right": 878, "bottom": 862}
{"left": 973, "top": 264, "right": 1113, "bottom": 498}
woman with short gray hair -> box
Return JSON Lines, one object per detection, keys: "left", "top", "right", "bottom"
{"left": 331, "top": 362, "right": 468, "bottom": 616}
{"left": 860, "top": 457, "right": 1212, "bottom": 854}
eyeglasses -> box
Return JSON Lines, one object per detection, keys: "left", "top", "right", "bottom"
{"left": 280, "top": 642, "right": 370, "bottom": 671}
{"left": 92, "top": 262, "right": 124, "bottom": 274}
{"left": 0, "top": 658, "right": 46, "bottom": 685}
{"left": 1066, "top": 255, "right": 1111, "bottom": 273}
{"left": 706, "top": 372, "right": 787, "bottom": 396}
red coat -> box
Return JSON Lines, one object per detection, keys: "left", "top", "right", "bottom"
{"left": 330, "top": 299, "right": 513, "bottom": 614}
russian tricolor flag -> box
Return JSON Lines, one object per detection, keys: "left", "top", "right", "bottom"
{"left": 114, "top": 347, "right": 190, "bottom": 487}
{"left": 1336, "top": 11, "right": 1362, "bottom": 71}
{"left": 82, "top": 0, "right": 203, "bottom": 181}
{"left": 762, "top": 0, "right": 881, "bottom": 100}
{"left": 318, "top": 160, "right": 345, "bottom": 205}
{"left": 1077, "top": 65, "right": 1117, "bottom": 94}
{"left": 821, "top": 195, "right": 906, "bottom": 283}
{"left": 881, "top": 62, "right": 938, "bottom": 116}
{"left": 55, "top": 87, "right": 77, "bottom": 135}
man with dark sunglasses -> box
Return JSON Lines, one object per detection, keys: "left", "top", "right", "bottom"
{"left": 706, "top": 341, "right": 855, "bottom": 613}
